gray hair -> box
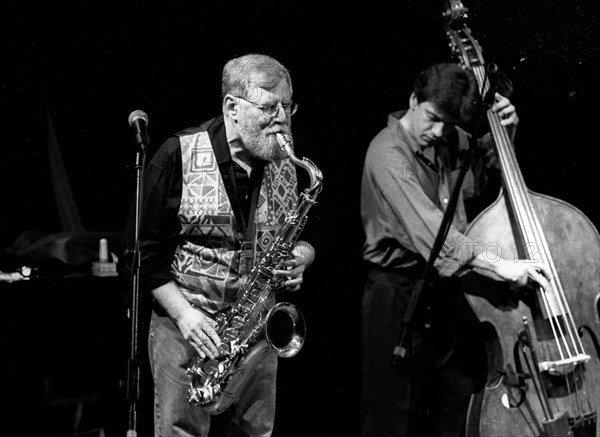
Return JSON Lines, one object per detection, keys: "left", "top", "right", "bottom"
{"left": 221, "top": 53, "right": 292, "bottom": 102}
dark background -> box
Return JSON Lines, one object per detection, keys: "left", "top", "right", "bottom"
{"left": 1, "top": 1, "right": 598, "bottom": 436}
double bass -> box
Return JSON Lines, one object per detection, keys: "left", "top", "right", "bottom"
{"left": 443, "top": 1, "right": 600, "bottom": 436}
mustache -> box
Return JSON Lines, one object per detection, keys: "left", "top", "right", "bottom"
{"left": 266, "top": 122, "right": 291, "bottom": 136}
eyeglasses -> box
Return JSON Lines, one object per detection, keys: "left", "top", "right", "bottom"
{"left": 235, "top": 96, "right": 298, "bottom": 118}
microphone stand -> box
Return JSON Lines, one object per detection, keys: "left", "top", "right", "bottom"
{"left": 391, "top": 73, "right": 501, "bottom": 426}
{"left": 391, "top": 136, "right": 477, "bottom": 366}
{"left": 126, "top": 140, "right": 147, "bottom": 437}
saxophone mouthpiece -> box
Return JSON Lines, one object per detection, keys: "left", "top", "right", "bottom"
{"left": 275, "top": 132, "right": 294, "bottom": 158}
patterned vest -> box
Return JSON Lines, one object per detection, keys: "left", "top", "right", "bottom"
{"left": 171, "top": 130, "right": 298, "bottom": 314}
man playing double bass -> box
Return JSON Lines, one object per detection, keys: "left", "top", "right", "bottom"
{"left": 359, "top": 62, "right": 552, "bottom": 437}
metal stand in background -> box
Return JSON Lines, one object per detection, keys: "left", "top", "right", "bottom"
{"left": 391, "top": 118, "right": 481, "bottom": 369}
{"left": 390, "top": 73, "right": 503, "bottom": 431}
{"left": 391, "top": 140, "right": 476, "bottom": 365}
{"left": 126, "top": 110, "right": 150, "bottom": 437}
{"left": 391, "top": 64, "right": 507, "bottom": 367}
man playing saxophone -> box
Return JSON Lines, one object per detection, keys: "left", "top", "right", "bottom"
{"left": 127, "top": 53, "right": 322, "bottom": 437}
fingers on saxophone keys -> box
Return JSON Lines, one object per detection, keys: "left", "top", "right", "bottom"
{"left": 285, "top": 275, "right": 303, "bottom": 292}
{"left": 204, "top": 325, "right": 222, "bottom": 349}
{"left": 274, "top": 264, "right": 299, "bottom": 278}
{"left": 188, "top": 337, "right": 206, "bottom": 359}
{"left": 197, "top": 342, "right": 216, "bottom": 360}
{"left": 197, "top": 347, "right": 207, "bottom": 360}
{"left": 189, "top": 335, "right": 215, "bottom": 360}
{"left": 200, "top": 344, "right": 215, "bottom": 360}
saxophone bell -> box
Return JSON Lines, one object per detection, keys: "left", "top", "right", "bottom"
{"left": 186, "top": 302, "right": 306, "bottom": 415}
{"left": 264, "top": 302, "right": 306, "bottom": 358}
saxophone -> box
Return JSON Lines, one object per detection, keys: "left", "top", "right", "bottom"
{"left": 186, "top": 132, "right": 323, "bottom": 414}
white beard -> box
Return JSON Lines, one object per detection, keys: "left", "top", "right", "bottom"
{"left": 238, "top": 118, "right": 287, "bottom": 162}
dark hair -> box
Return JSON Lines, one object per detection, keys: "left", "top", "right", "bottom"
{"left": 413, "top": 63, "right": 479, "bottom": 122}
{"left": 221, "top": 53, "right": 292, "bottom": 102}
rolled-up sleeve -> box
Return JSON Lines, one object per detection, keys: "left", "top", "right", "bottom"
{"left": 125, "top": 137, "right": 182, "bottom": 292}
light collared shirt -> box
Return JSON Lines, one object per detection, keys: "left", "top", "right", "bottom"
{"left": 361, "top": 110, "right": 497, "bottom": 277}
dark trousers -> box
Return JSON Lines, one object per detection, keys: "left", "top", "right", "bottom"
{"left": 361, "top": 266, "right": 485, "bottom": 437}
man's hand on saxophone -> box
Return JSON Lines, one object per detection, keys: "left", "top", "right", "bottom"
{"left": 152, "top": 281, "right": 222, "bottom": 360}
{"left": 273, "top": 240, "right": 315, "bottom": 292}
{"left": 177, "top": 307, "right": 222, "bottom": 360}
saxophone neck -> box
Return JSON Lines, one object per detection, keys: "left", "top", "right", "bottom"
{"left": 275, "top": 132, "right": 323, "bottom": 196}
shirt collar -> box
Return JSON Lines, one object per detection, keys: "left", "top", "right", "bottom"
{"left": 387, "top": 110, "right": 422, "bottom": 155}
{"left": 207, "top": 115, "right": 231, "bottom": 165}
{"left": 207, "top": 115, "right": 269, "bottom": 171}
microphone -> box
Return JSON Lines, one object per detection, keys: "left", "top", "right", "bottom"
{"left": 128, "top": 110, "right": 149, "bottom": 150}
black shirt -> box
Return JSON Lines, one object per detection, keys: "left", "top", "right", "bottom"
{"left": 129, "top": 115, "right": 325, "bottom": 292}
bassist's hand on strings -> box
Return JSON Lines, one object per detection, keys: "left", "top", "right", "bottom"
{"left": 473, "top": 253, "right": 552, "bottom": 294}
{"left": 491, "top": 93, "right": 519, "bottom": 142}
{"left": 495, "top": 258, "right": 552, "bottom": 293}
